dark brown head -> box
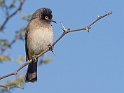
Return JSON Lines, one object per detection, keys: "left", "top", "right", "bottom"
{"left": 31, "top": 8, "right": 56, "bottom": 23}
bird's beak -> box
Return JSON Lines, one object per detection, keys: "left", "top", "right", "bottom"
{"left": 50, "top": 19, "right": 57, "bottom": 23}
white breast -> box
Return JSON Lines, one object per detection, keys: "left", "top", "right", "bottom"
{"left": 27, "top": 27, "right": 54, "bottom": 55}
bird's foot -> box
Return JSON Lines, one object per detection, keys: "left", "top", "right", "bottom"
{"left": 48, "top": 44, "right": 54, "bottom": 51}
{"left": 32, "top": 55, "right": 38, "bottom": 63}
{"left": 48, "top": 44, "right": 55, "bottom": 55}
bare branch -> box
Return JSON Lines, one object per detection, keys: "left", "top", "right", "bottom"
{"left": 0, "top": 0, "right": 25, "bottom": 31}
{"left": 53, "top": 12, "right": 112, "bottom": 44}
{"left": 88, "top": 12, "right": 112, "bottom": 27}
{"left": 0, "top": 11, "right": 112, "bottom": 89}
{"left": 0, "top": 59, "right": 30, "bottom": 80}
{"left": 66, "top": 12, "right": 113, "bottom": 33}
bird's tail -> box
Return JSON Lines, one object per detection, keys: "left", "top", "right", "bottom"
{"left": 25, "top": 62, "right": 37, "bottom": 82}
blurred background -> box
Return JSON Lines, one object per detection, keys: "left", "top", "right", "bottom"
{"left": 0, "top": 0, "right": 124, "bottom": 93}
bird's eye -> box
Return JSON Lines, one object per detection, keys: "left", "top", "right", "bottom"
{"left": 45, "top": 16, "right": 49, "bottom": 20}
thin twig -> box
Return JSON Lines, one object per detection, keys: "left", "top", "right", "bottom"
{"left": 0, "top": 27, "right": 26, "bottom": 55}
{"left": 0, "top": 84, "right": 24, "bottom": 91}
{"left": 0, "top": 0, "right": 25, "bottom": 31}
{"left": 0, "top": 59, "right": 30, "bottom": 80}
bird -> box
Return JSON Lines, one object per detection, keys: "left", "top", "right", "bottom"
{"left": 25, "top": 8, "right": 56, "bottom": 82}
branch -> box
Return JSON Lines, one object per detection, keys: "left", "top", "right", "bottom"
{"left": 0, "top": 0, "right": 25, "bottom": 31}
{"left": 0, "top": 27, "right": 26, "bottom": 55}
{"left": 0, "top": 84, "right": 24, "bottom": 91}
{"left": 0, "top": 12, "right": 112, "bottom": 89}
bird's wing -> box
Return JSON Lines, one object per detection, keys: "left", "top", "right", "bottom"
{"left": 25, "top": 27, "right": 29, "bottom": 61}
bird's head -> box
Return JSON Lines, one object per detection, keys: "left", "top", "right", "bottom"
{"left": 32, "top": 8, "right": 56, "bottom": 23}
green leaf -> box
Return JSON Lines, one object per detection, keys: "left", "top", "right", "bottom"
{"left": 21, "top": 14, "right": 32, "bottom": 21}
{"left": 8, "top": 0, "right": 16, "bottom": 9}
{"left": 4, "top": 75, "right": 24, "bottom": 86}
{"left": 16, "top": 55, "right": 25, "bottom": 64}
{"left": 39, "top": 58, "right": 53, "bottom": 66}
{"left": 0, "top": 55, "right": 12, "bottom": 62}
{"left": 0, "top": 38, "right": 9, "bottom": 48}
{"left": 0, "top": 0, "right": 5, "bottom": 6}
{"left": 0, "top": 75, "right": 24, "bottom": 92}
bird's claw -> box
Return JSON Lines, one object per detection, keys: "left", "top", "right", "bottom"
{"left": 32, "top": 55, "right": 38, "bottom": 63}
{"left": 48, "top": 44, "right": 55, "bottom": 55}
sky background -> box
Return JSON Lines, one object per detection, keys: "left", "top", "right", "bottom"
{"left": 0, "top": 0, "right": 124, "bottom": 93}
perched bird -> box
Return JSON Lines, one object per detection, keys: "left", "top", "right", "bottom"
{"left": 25, "top": 8, "right": 56, "bottom": 82}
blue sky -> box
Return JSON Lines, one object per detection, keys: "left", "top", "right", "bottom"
{"left": 0, "top": 0, "right": 124, "bottom": 93}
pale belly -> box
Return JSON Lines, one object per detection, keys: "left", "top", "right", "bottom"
{"left": 27, "top": 28, "right": 53, "bottom": 55}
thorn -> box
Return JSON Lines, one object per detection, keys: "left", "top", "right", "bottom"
{"left": 51, "top": 50, "right": 56, "bottom": 55}
{"left": 97, "top": 15, "right": 102, "bottom": 19}
{"left": 17, "top": 84, "right": 24, "bottom": 90}
{"left": 60, "top": 22, "right": 67, "bottom": 32}
{"left": 87, "top": 31, "right": 90, "bottom": 34}
{"left": 60, "top": 22, "right": 65, "bottom": 30}
{"left": 86, "top": 26, "right": 90, "bottom": 33}
{"left": 16, "top": 74, "right": 19, "bottom": 80}
{"left": 105, "top": 11, "right": 107, "bottom": 14}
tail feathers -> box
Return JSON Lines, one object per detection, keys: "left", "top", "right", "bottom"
{"left": 25, "top": 62, "right": 37, "bottom": 82}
